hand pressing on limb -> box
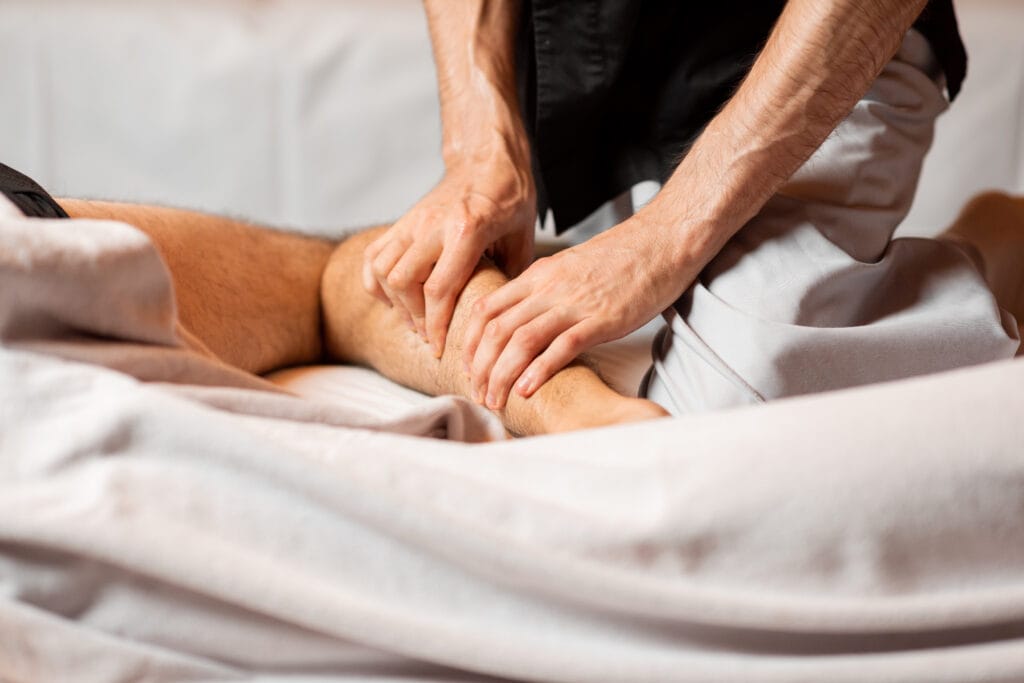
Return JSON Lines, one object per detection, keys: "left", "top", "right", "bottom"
{"left": 463, "top": 217, "right": 691, "bottom": 411}
{"left": 362, "top": 0, "right": 535, "bottom": 359}
{"left": 462, "top": 0, "right": 942, "bottom": 408}
{"left": 362, "top": 157, "right": 535, "bottom": 355}
{"left": 332, "top": 228, "right": 669, "bottom": 437}
{"left": 59, "top": 200, "right": 668, "bottom": 436}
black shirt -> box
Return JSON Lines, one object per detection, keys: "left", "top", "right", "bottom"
{"left": 516, "top": 0, "right": 968, "bottom": 232}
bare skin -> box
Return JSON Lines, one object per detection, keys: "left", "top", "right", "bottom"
{"left": 363, "top": 0, "right": 535, "bottom": 356}
{"left": 59, "top": 199, "right": 335, "bottom": 375}
{"left": 942, "top": 192, "right": 1024, "bottom": 343}
{"left": 370, "top": 0, "right": 940, "bottom": 412}
{"left": 58, "top": 198, "right": 668, "bottom": 436}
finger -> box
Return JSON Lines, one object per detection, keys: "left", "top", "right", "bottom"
{"left": 422, "top": 233, "right": 485, "bottom": 357}
{"left": 361, "top": 236, "right": 389, "bottom": 302}
{"left": 462, "top": 277, "right": 531, "bottom": 378}
{"left": 484, "top": 308, "right": 568, "bottom": 410}
{"left": 372, "top": 238, "right": 410, "bottom": 313}
{"left": 469, "top": 297, "right": 548, "bottom": 405}
{"left": 362, "top": 259, "right": 388, "bottom": 302}
{"left": 386, "top": 243, "right": 437, "bottom": 339}
{"left": 514, "top": 319, "right": 603, "bottom": 399}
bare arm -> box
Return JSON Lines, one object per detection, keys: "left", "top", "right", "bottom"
{"left": 361, "top": 0, "right": 535, "bottom": 358}
{"left": 640, "top": 0, "right": 930, "bottom": 271}
{"left": 425, "top": 0, "right": 531, "bottom": 184}
{"left": 465, "top": 0, "right": 931, "bottom": 410}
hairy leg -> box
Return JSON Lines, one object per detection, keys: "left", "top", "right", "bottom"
{"left": 942, "top": 192, "right": 1024, "bottom": 342}
{"left": 59, "top": 199, "right": 334, "bottom": 374}
{"left": 324, "top": 228, "right": 668, "bottom": 436}
{"left": 58, "top": 199, "right": 667, "bottom": 434}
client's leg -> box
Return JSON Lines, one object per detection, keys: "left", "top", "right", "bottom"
{"left": 942, "top": 192, "right": 1024, "bottom": 341}
{"left": 322, "top": 228, "right": 668, "bottom": 436}
{"left": 59, "top": 199, "right": 666, "bottom": 435}
{"left": 59, "top": 199, "right": 335, "bottom": 375}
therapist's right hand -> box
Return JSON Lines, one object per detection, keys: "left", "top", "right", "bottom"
{"left": 361, "top": 155, "right": 536, "bottom": 358}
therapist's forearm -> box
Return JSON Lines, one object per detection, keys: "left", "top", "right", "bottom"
{"left": 640, "top": 0, "right": 929, "bottom": 283}
{"left": 423, "top": 0, "right": 532, "bottom": 175}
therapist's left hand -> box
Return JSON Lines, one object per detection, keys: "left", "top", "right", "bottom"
{"left": 463, "top": 218, "right": 695, "bottom": 410}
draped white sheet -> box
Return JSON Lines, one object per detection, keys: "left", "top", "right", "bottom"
{"left": 3, "top": 199, "right": 1024, "bottom": 682}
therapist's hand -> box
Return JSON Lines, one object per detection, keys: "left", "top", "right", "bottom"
{"left": 463, "top": 217, "right": 696, "bottom": 409}
{"left": 362, "top": 156, "right": 535, "bottom": 357}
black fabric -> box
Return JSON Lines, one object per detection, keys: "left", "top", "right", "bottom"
{"left": 517, "top": 0, "right": 968, "bottom": 232}
{"left": 913, "top": 1, "right": 967, "bottom": 101}
{"left": 0, "top": 163, "right": 69, "bottom": 219}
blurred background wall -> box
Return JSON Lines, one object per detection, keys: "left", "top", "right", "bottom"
{"left": 0, "top": 0, "right": 1020, "bottom": 239}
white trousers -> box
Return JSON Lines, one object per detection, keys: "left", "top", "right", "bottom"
{"left": 643, "top": 30, "right": 1020, "bottom": 415}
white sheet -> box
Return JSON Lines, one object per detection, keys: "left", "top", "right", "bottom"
{"left": 4, "top": 199, "right": 1024, "bottom": 682}
{"left": 268, "top": 319, "right": 660, "bottom": 411}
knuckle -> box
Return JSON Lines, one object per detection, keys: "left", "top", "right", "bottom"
{"left": 451, "top": 218, "right": 474, "bottom": 240}
{"left": 371, "top": 258, "right": 391, "bottom": 278}
{"left": 511, "top": 327, "right": 537, "bottom": 348}
{"left": 484, "top": 319, "right": 503, "bottom": 339}
{"left": 386, "top": 270, "right": 410, "bottom": 289}
{"left": 423, "top": 280, "right": 444, "bottom": 298}
{"left": 457, "top": 228, "right": 486, "bottom": 251}
{"left": 472, "top": 298, "right": 490, "bottom": 317}
{"left": 561, "top": 331, "right": 582, "bottom": 350}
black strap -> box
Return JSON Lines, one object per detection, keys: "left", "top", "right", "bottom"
{"left": 0, "top": 163, "right": 69, "bottom": 219}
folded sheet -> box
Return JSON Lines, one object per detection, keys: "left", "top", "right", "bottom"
{"left": 3, "top": 198, "right": 1024, "bottom": 682}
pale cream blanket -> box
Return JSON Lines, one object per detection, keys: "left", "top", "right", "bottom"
{"left": 2, "top": 197, "right": 1023, "bottom": 682}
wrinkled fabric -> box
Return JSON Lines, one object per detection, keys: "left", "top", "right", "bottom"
{"left": 643, "top": 30, "right": 1019, "bottom": 415}
{"left": 0, "top": 197, "right": 504, "bottom": 442}
{"left": 2, "top": 194, "right": 1024, "bottom": 682}
{"left": 519, "top": 1, "right": 967, "bottom": 229}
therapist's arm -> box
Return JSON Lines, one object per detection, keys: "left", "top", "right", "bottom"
{"left": 361, "top": 0, "right": 535, "bottom": 358}
{"left": 464, "top": 0, "right": 931, "bottom": 410}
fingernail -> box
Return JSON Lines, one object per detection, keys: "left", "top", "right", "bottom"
{"left": 485, "top": 393, "right": 496, "bottom": 409}
{"left": 516, "top": 373, "right": 534, "bottom": 396}
{"left": 462, "top": 361, "right": 470, "bottom": 375}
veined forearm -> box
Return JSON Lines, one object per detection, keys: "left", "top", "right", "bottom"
{"left": 645, "top": 0, "right": 929, "bottom": 274}
{"left": 364, "top": 0, "right": 536, "bottom": 358}
{"left": 423, "top": 0, "right": 531, "bottom": 171}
